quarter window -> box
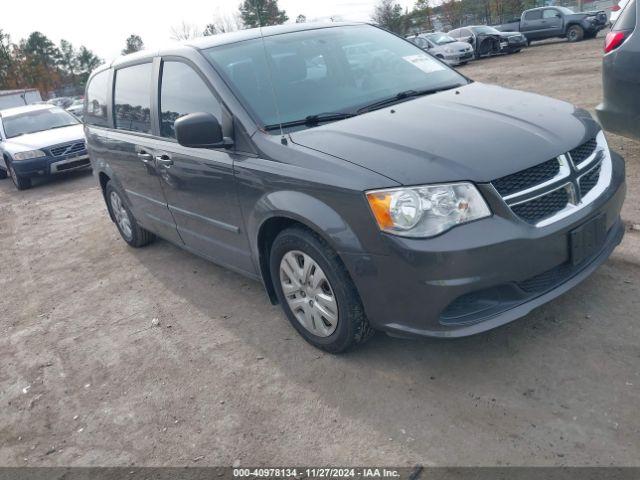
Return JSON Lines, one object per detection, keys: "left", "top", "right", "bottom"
{"left": 159, "top": 61, "right": 222, "bottom": 139}
{"left": 114, "top": 63, "right": 152, "bottom": 134}
{"left": 85, "top": 70, "right": 109, "bottom": 127}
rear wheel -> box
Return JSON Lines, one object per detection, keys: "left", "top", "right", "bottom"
{"left": 105, "top": 181, "right": 155, "bottom": 248}
{"left": 567, "top": 25, "right": 584, "bottom": 42}
{"left": 270, "top": 226, "right": 374, "bottom": 353}
{"left": 0, "top": 167, "right": 7, "bottom": 179}
{"left": 7, "top": 161, "right": 31, "bottom": 190}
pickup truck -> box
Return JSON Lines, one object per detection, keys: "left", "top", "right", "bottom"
{"left": 495, "top": 6, "right": 608, "bottom": 43}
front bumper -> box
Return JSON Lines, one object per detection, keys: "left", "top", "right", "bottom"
{"left": 342, "top": 151, "right": 626, "bottom": 338}
{"left": 501, "top": 38, "right": 527, "bottom": 52}
{"left": 11, "top": 152, "right": 90, "bottom": 177}
{"left": 444, "top": 51, "right": 474, "bottom": 65}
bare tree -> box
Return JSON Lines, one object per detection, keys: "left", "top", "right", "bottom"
{"left": 170, "top": 21, "right": 201, "bottom": 41}
{"left": 203, "top": 9, "right": 243, "bottom": 36}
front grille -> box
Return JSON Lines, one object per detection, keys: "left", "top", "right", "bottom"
{"left": 511, "top": 187, "right": 569, "bottom": 224}
{"left": 50, "top": 141, "right": 86, "bottom": 157}
{"left": 569, "top": 138, "right": 597, "bottom": 166}
{"left": 580, "top": 163, "right": 602, "bottom": 197}
{"left": 492, "top": 158, "right": 560, "bottom": 197}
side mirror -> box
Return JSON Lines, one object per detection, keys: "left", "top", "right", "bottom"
{"left": 175, "top": 112, "right": 233, "bottom": 149}
{"left": 466, "top": 37, "right": 474, "bottom": 44}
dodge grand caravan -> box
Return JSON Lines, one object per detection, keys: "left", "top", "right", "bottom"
{"left": 84, "top": 23, "right": 626, "bottom": 352}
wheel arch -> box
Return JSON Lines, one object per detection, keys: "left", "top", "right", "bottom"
{"left": 251, "top": 191, "right": 365, "bottom": 304}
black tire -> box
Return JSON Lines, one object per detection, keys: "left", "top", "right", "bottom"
{"left": 270, "top": 226, "right": 374, "bottom": 353}
{"left": 513, "top": 49, "right": 522, "bottom": 53}
{"left": 105, "top": 181, "right": 155, "bottom": 248}
{"left": 0, "top": 167, "right": 7, "bottom": 179}
{"left": 6, "top": 160, "right": 31, "bottom": 190}
{"left": 567, "top": 25, "right": 584, "bottom": 42}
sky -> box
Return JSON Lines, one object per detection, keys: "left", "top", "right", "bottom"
{"left": 3, "top": 0, "right": 417, "bottom": 61}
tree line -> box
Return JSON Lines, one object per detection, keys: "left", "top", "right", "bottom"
{"left": 0, "top": 30, "right": 102, "bottom": 97}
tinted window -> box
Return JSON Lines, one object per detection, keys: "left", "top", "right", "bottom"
{"left": 203, "top": 25, "right": 466, "bottom": 129}
{"left": 543, "top": 9, "right": 559, "bottom": 19}
{"left": 114, "top": 63, "right": 152, "bottom": 134}
{"left": 524, "top": 10, "right": 543, "bottom": 20}
{"left": 85, "top": 70, "right": 109, "bottom": 126}
{"left": 160, "top": 61, "right": 222, "bottom": 139}
{"left": 615, "top": 0, "right": 637, "bottom": 30}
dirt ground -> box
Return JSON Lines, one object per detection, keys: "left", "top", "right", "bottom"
{"left": 1, "top": 34, "right": 639, "bottom": 467}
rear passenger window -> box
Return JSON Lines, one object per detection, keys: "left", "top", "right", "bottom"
{"left": 524, "top": 10, "right": 543, "bottom": 20}
{"left": 85, "top": 70, "right": 109, "bottom": 127}
{"left": 159, "top": 61, "right": 222, "bottom": 139}
{"left": 615, "top": 0, "right": 636, "bottom": 30}
{"left": 114, "top": 63, "right": 152, "bottom": 134}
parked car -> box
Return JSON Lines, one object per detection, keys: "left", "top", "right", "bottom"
{"left": 85, "top": 22, "right": 625, "bottom": 352}
{"left": 406, "top": 32, "right": 474, "bottom": 65}
{"left": 448, "top": 26, "right": 527, "bottom": 58}
{"left": 66, "top": 98, "right": 85, "bottom": 120}
{"left": 495, "top": 6, "right": 608, "bottom": 43}
{"left": 597, "top": 0, "right": 639, "bottom": 141}
{"left": 610, "top": 0, "right": 632, "bottom": 26}
{"left": 47, "top": 97, "right": 74, "bottom": 109}
{"left": 0, "top": 104, "right": 89, "bottom": 190}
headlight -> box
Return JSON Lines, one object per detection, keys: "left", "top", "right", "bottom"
{"left": 13, "top": 150, "right": 46, "bottom": 161}
{"left": 366, "top": 183, "right": 491, "bottom": 238}
{"left": 444, "top": 47, "right": 454, "bottom": 54}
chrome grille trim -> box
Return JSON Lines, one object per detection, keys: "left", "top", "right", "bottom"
{"left": 502, "top": 155, "right": 571, "bottom": 202}
{"left": 492, "top": 131, "right": 612, "bottom": 227}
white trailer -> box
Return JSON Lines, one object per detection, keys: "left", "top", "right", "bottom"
{"left": 0, "top": 89, "right": 43, "bottom": 109}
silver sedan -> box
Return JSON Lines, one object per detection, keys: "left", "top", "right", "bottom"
{"left": 407, "top": 32, "right": 475, "bottom": 66}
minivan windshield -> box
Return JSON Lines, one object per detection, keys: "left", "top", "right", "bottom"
{"left": 203, "top": 25, "right": 467, "bottom": 130}
{"left": 3, "top": 107, "right": 79, "bottom": 138}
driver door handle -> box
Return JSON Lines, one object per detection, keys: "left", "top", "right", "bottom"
{"left": 155, "top": 154, "right": 174, "bottom": 167}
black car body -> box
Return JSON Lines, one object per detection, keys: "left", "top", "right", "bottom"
{"left": 597, "top": 0, "right": 639, "bottom": 141}
{"left": 496, "top": 6, "right": 608, "bottom": 42}
{"left": 85, "top": 23, "right": 625, "bottom": 352}
{"left": 448, "top": 26, "right": 527, "bottom": 58}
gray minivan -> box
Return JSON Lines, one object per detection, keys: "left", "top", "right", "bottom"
{"left": 85, "top": 23, "right": 626, "bottom": 352}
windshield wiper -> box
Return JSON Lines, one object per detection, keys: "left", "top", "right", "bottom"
{"left": 264, "top": 112, "right": 357, "bottom": 131}
{"left": 357, "top": 86, "right": 461, "bottom": 114}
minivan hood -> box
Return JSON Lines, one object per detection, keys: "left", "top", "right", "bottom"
{"left": 290, "top": 83, "right": 600, "bottom": 185}
{"left": 3, "top": 124, "right": 84, "bottom": 154}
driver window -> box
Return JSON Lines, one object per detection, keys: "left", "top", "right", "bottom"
{"left": 543, "top": 9, "right": 559, "bottom": 19}
{"left": 159, "top": 61, "right": 222, "bottom": 139}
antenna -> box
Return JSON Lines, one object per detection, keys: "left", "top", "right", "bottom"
{"left": 256, "top": 7, "right": 287, "bottom": 145}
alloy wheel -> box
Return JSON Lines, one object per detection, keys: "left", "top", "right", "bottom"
{"left": 279, "top": 250, "right": 339, "bottom": 337}
{"left": 109, "top": 191, "right": 133, "bottom": 240}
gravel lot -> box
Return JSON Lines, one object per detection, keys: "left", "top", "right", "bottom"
{"left": 1, "top": 34, "right": 639, "bottom": 467}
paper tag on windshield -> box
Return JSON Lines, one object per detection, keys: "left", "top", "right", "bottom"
{"left": 402, "top": 54, "right": 446, "bottom": 74}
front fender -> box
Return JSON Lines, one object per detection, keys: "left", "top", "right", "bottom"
{"left": 247, "top": 190, "right": 365, "bottom": 259}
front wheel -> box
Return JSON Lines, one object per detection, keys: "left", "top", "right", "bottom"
{"left": 567, "top": 25, "right": 584, "bottom": 42}
{"left": 105, "top": 181, "right": 155, "bottom": 248}
{"left": 7, "top": 161, "right": 31, "bottom": 190}
{"left": 270, "top": 226, "right": 374, "bottom": 353}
